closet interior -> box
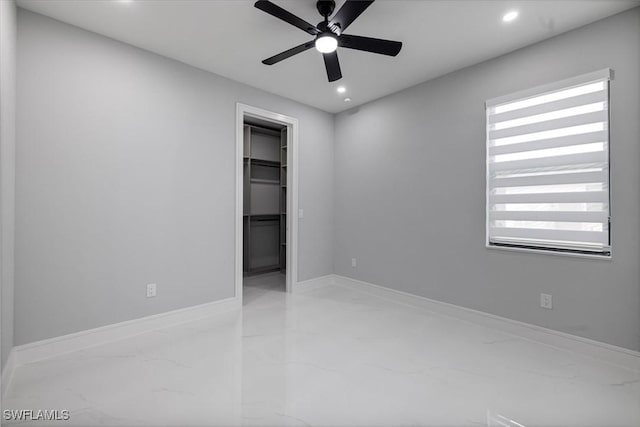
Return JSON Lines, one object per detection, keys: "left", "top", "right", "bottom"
{"left": 243, "top": 118, "right": 287, "bottom": 277}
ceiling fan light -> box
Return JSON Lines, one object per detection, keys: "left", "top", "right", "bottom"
{"left": 315, "top": 34, "right": 338, "bottom": 53}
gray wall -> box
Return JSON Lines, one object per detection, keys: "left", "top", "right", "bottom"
{"left": 14, "top": 6, "right": 640, "bottom": 352}
{"left": 334, "top": 9, "right": 640, "bottom": 351}
{"left": 1, "top": 0, "right": 17, "bottom": 369}
{"left": 15, "top": 10, "right": 334, "bottom": 345}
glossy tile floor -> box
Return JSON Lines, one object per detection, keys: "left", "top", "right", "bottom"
{"left": 4, "top": 273, "right": 639, "bottom": 426}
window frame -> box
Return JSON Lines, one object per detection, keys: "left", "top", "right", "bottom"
{"left": 485, "top": 69, "right": 612, "bottom": 259}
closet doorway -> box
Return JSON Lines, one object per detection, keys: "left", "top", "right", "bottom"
{"left": 235, "top": 104, "right": 298, "bottom": 304}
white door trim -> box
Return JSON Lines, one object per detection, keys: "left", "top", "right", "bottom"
{"left": 235, "top": 103, "right": 299, "bottom": 301}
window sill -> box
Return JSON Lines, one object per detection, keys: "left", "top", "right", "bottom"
{"left": 486, "top": 243, "right": 612, "bottom": 260}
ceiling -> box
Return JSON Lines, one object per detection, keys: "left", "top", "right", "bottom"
{"left": 16, "top": 0, "right": 640, "bottom": 113}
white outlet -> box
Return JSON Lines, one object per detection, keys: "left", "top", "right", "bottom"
{"left": 351, "top": 258, "right": 357, "bottom": 268}
{"left": 146, "top": 283, "right": 157, "bottom": 298}
{"left": 298, "top": 209, "right": 304, "bottom": 219}
{"left": 540, "top": 293, "right": 552, "bottom": 309}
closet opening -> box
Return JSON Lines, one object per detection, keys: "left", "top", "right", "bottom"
{"left": 236, "top": 104, "right": 298, "bottom": 305}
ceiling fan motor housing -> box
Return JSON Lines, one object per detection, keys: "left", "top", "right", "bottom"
{"left": 316, "top": 0, "right": 336, "bottom": 19}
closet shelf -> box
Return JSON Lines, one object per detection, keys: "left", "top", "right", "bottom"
{"left": 250, "top": 178, "right": 279, "bottom": 185}
{"left": 249, "top": 213, "right": 279, "bottom": 218}
{"left": 249, "top": 265, "right": 280, "bottom": 275}
{"left": 251, "top": 158, "right": 280, "bottom": 167}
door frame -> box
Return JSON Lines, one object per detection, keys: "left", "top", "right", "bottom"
{"left": 235, "top": 103, "right": 299, "bottom": 302}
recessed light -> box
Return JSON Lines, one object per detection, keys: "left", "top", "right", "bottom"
{"left": 337, "top": 86, "right": 346, "bottom": 94}
{"left": 502, "top": 11, "right": 519, "bottom": 23}
{"left": 344, "top": 97, "right": 352, "bottom": 103}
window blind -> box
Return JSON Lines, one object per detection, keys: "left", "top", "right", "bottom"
{"left": 486, "top": 69, "right": 611, "bottom": 255}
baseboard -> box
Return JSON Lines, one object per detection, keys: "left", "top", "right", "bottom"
{"left": 331, "top": 275, "right": 640, "bottom": 372}
{"left": 3, "top": 274, "right": 638, "bottom": 399}
{"left": 11, "top": 296, "right": 241, "bottom": 370}
{"left": 1, "top": 348, "right": 16, "bottom": 397}
{"left": 293, "top": 274, "right": 335, "bottom": 292}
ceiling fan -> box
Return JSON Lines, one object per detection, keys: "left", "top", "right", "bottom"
{"left": 255, "top": 0, "right": 403, "bottom": 82}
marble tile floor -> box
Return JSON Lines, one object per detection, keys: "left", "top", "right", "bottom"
{"left": 243, "top": 272, "right": 286, "bottom": 306}
{"left": 3, "top": 274, "right": 639, "bottom": 426}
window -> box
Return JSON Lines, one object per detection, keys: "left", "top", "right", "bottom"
{"left": 486, "top": 69, "right": 611, "bottom": 256}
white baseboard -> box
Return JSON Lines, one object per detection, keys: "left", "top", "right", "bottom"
{"left": 9, "top": 296, "right": 240, "bottom": 375}
{"left": 3, "top": 274, "right": 638, "bottom": 398}
{"left": 294, "top": 274, "right": 336, "bottom": 292}
{"left": 1, "top": 348, "right": 16, "bottom": 397}
{"left": 331, "top": 275, "right": 640, "bottom": 372}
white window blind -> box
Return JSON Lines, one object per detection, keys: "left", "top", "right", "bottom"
{"left": 486, "top": 69, "right": 611, "bottom": 256}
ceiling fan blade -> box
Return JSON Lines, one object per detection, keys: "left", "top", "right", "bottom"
{"left": 323, "top": 51, "right": 342, "bottom": 82}
{"left": 255, "top": 0, "right": 319, "bottom": 35}
{"left": 329, "top": 0, "right": 374, "bottom": 32}
{"left": 339, "top": 34, "right": 402, "bottom": 56}
{"left": 262, "top": 41, "right": 315, "bottom": 65}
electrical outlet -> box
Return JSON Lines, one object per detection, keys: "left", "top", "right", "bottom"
{"left": 146, "top": 283, "right": 157, "bottom": 298}
{"left": 351, "top": 258, "right": 357, "bottom": 268}
{"left": 298, "top": 209, "right": 304, "bottom": 219}
{"left": 540, "top": 293, "right": 552, "bottom": 309}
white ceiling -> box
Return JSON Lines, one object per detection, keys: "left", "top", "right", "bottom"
{"left": 17, "top": 0, "right": 640, "bottom": 113}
